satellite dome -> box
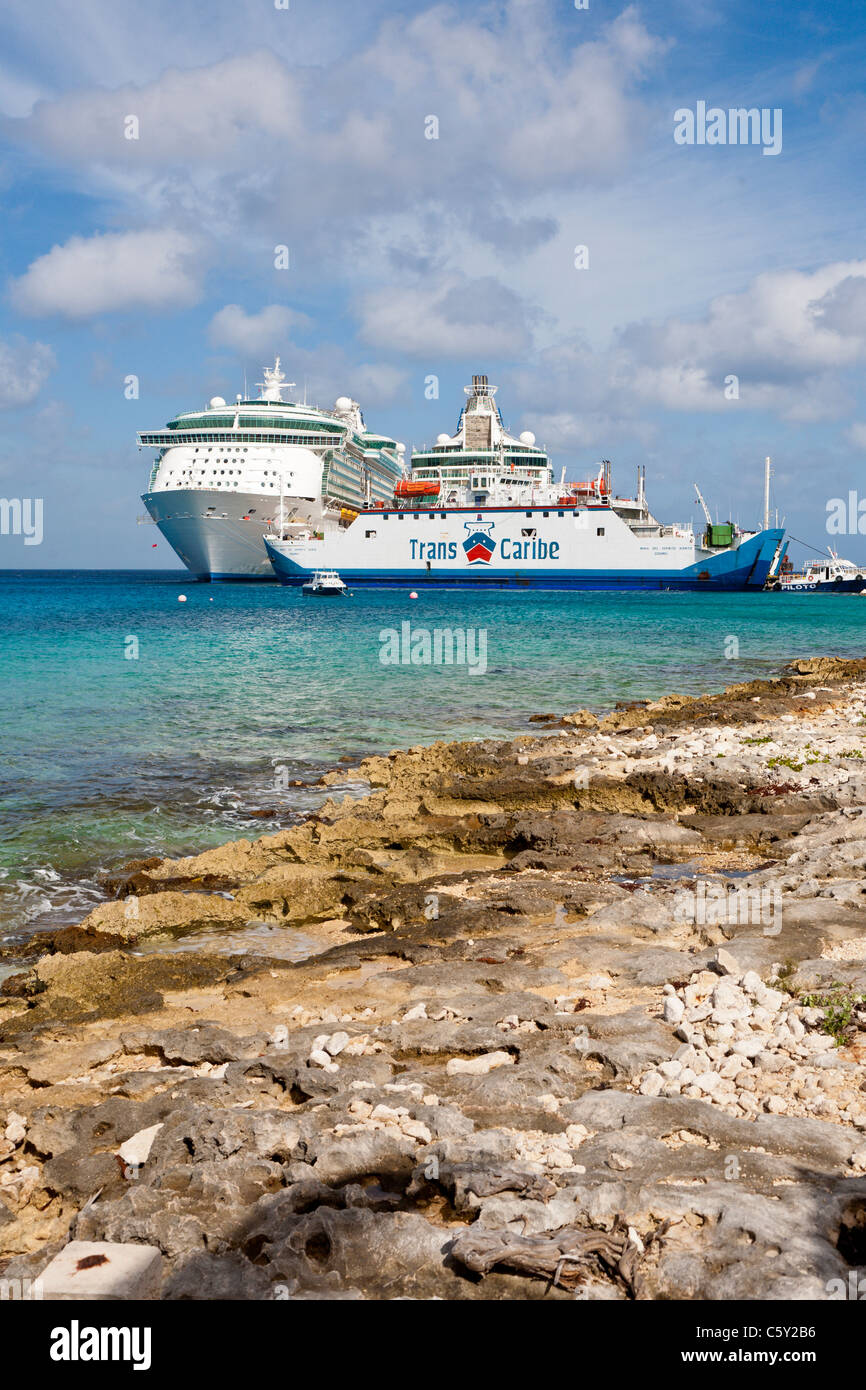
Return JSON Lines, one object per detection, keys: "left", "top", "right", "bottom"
{"left": 519, "top": 430, "right": 536, "bottom": 446}
{"left": 436, "top": 433, "right": 451, "bottom": 445}
{"left": 209, "top": 396, "right": 227, "bottom": 408}
{"left": 396, "top": 442, "right": 406, "bottom": 454}
{"left": 335, "top": 396, "right": 353, "bottom": 411}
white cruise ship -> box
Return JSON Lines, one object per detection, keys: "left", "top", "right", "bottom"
{"left": 140, "top": 359, "right": 405, "bottom": 579}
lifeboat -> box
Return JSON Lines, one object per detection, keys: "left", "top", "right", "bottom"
{"left": 394, "top": 478, "right": 441, "bottom": 498}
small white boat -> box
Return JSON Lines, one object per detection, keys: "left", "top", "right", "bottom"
{"left": 301, "top": 569, "right": 349, "bottom": 597}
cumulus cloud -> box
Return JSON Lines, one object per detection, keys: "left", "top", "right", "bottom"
{"left": 18, "top": 52, "right": 300, "bottom": 166}
{"left": 618, "top": 260, "right": 866, "bottom": 419}
{"left": 358, "top": 274, "right": 541, "bottom": 358}
{"left": 0, "top": 334, "right": 55, "bottom": 407}
{"left": 5, "top": 5, "right": 665, "bottom": 260}
{"left": 208, "top": 304, "right": 311, "bottom": 357}
{"left": 499, "top": 260, "right": 866, "bottom": 457}
{"left": 10, "top": 229, "right": 203, "bottom": 318}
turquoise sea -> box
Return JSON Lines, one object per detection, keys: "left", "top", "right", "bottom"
{"left": 1, "top": 570, "right": 863, "bottom": 947}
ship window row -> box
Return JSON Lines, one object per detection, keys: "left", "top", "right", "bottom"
{"left": 169, "top": 417, "right": 343, "bottom": 434}
{"left": 143, "top": 432, "right": 338, "bottom": 446}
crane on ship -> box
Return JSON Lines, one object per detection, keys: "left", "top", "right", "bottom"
{"left": 694, "top": 483, "right": 713, "bottom": 526}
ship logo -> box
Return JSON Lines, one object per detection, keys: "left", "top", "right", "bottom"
{"left": 462, "top": 520, "right": 496, "bottom": 565}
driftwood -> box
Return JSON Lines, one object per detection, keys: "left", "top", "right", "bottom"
{"left": 450, "top": 1220, "right": 664, "bottom": 1296}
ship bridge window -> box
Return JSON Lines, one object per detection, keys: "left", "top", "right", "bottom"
{"left": 597, "top": 527, "right": 605, "bottom": 536}
{"left": 525, "top": 510, "right": 532, "bottom": 518}
{"left": 558, "top": 510, "right": 564, "bottom": 518}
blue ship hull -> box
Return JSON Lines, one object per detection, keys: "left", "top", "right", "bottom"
{"left": 265, "top": 527, "right": 784, "bottom": 592}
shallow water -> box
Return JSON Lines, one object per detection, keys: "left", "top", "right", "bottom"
{"left": 1, "top": 569, "right": 863, "bottom": 943}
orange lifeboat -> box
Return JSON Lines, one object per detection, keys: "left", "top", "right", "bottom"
{"left": 394, "top": 479, "right": 441, "bottom": 498}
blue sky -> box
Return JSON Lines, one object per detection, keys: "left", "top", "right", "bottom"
{"left": 0, "top": 0, "right": 865, "bottom": 568}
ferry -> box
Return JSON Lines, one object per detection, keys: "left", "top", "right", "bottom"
{"left": 778, "top": 551, "right": 866, "bottom": 593}
{"left": 139, "top": 359, "right": 405, "bottom": 579}
{"left": 263, "top": 375, "right": 785, "bottom": 591}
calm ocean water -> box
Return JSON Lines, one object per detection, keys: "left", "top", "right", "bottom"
{"left": 0, "top": 570, "right": 863, "bottom": 945}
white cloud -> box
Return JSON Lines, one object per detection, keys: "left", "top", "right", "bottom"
{"left": 847, "top": 423, "right": 866, "bottom": 450}
{"left": 358, "top": 274, "right": 540, "bottom": 358}
{"left": 19, "top": 52, "right": 300, "bottom": 166}
{"left": 5, "top": 5, "right": 666, "bottom": 262}
{"left": 0, "top": 334, "right": 55, "bottom": 407}
{"left": 208, "top": 304, "right": 310, "bottom": 358}
{"left": 619, "top": 260, "right": 866, "bottom": 419}
{"left": 10, "top": 229, "right": 203, "bottom": 318}
{"left": 341, "top": 362, "right": 408, "bottom": 406}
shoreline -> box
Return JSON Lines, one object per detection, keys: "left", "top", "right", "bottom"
{"left": 1, "top": 655, "right": 866, "bottom": 1299}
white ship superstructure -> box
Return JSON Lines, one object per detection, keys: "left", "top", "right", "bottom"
{"left": 140, "top": 359, "right": 405, "bottom": 578}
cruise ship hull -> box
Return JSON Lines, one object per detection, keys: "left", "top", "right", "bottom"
{"left": 264, "top": 507, "right": 785, "bottom": 591}
{"left": 142, "top": 489, "right": 292, "bottom": 579}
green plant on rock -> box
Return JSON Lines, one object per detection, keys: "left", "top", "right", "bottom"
{"left": 800, "top": 985, "right": 866, "bottom": 1046}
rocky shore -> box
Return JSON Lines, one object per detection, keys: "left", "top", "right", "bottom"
{"left": 2, "top": 656, "right": 866, "bottom": 1300}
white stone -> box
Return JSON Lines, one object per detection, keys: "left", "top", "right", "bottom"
{"left": 445, "top": 1050, "right": 514, "bottom": 1076}
{"left": 663, "top": 996, "right": 685, "bottom": 1024}
{"left": 371, "top": 1103, "right": 406, "bottom": 1122}
{"left": 695, "top": 1072, "right": 721, "bottom": 1094}
{"left": 714, "top": 949, "right": 741, "bottom": 977}
{"left": 401, "top": 1119, "right": 432, "bottom": 1144}
{"left": 402, "top": 1003, "right": 428, "bottom": 1021}
{"left": 39, "top": 1240, "right": 162, "bottom": 1301}
{"left": 116, "top": 1123, "right": 163, "bottom": 1169}
{"left": 658, "top": 1060, "right": 682, "bottom": 1079}
{"left": 324, "top": 1031, "right": 350, "bottom": 1056}
{"left": 730, "top": 1039, "right": 765, "bottom": 1058}
{"left": 639, "top": 1073, "right": 663, "bottom": 1096}
{"left": 308, "top": 1049, "right": 338, "bottom": 1071}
